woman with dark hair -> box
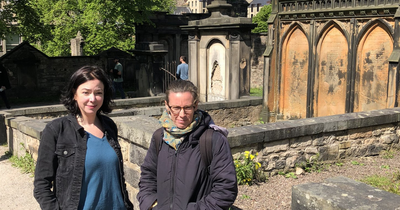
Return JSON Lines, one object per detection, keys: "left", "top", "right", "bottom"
{"left": 34, "top": 66, "right": 133, "bottom": 210}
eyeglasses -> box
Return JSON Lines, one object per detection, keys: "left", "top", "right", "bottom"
{"left": 167, "top": 104, "right": 195, "bottom": 115}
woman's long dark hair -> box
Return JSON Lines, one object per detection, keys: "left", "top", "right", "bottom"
{"left": 61, "top": 66, "right": 113, "bottom": 115}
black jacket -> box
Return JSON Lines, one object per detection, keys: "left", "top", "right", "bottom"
{"left": 33, "top": 114, "right": 133, "bottom": 210}
{"left": 137, "top": 111, "right": 238, "bottom": 210}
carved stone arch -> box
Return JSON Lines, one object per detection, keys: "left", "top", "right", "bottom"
{"left": 279, "top": 22, "right": 309, "bottom": 49}
{"left": 280, "top": 24, "right": 309, "bottom": 120}
{"left": 314, "top": 23, "right": 349, "bottom": 117}
{"left": 206, "top": 39, "right": 226, "bottom": 101}
{"left": 357, "top": 18, "right": 394, "bottom": 43}
{"left": 354, "top": 20, "right": 394, "bottom": 112}
{"left": 316, "top": 20, "right": 350, "bottom": 45}
{"left": 206, "top": 37, "right": 227, "bottom": 49}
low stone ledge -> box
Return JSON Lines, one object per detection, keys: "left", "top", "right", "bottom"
{"left": 227, "top": 107, "right": 400, "bottom": 149}
{"left": 292, "top": 176, "right": 400, "bottom": 210}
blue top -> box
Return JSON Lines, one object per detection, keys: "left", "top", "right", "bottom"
{"left": 114, "top": 63, "right": 123, "bottom": 82}
{"left": 177, "top": 63, "right": 189, "bottom": 80}
{"left": 78, "top": 132, "right": 126, "bottom": 210}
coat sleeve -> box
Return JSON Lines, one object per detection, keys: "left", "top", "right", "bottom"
{"left": 33, "top": 123, "right": 60, "bottom": 210}
{"left": 188, "top": 132, "right": 238, "bottom": 210}
{"left": 137, "top": 130, "right": 160, "bottom": 210}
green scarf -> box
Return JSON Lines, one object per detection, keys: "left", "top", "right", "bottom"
{"left": 159, "top": 110, "right": 202, "bottom": 150}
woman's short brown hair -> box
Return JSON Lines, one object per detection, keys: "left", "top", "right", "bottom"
{"left": 165, "top": 80, "right": 199, "bottom": 104}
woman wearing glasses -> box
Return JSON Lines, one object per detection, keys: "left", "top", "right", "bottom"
{"left": 137, "top": 80, "right": 238, "bottom": 210}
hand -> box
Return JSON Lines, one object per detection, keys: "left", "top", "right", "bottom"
{"left": 1, "top": 86, "right": 5, "bottom": 90}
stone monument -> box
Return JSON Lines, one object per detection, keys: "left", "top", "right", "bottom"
{"left": 70, "top": 31, "right": 85, "bottom": 56}
{"left": 182, "top": 0, "right": 256, "bottom": 102}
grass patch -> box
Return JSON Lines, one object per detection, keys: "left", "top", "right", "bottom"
{"left": 7, "top": 143, "right": 36, "bottom": 175}
{"left": 250, "top": 87, "right": 263, "bottom": 97}
{"left": 360, "top": 171, "right": 400, "bottom": 196}
{"left": 296, "top": 153, "right": 330, "bottom": 173}
{"left": 381, "top": 149, "right": 395, "bottom": 159}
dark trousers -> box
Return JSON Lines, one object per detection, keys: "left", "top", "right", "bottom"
{"left": 0, "top": 91, "right": 10, "bottom": 109}
{"left": 113, "top": 81, "right": 126, "bottom": 99}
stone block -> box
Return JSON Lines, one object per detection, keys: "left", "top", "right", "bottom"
{"left": 124, "top": 163, "right": 141, "bottom": 189}
{"left": 366, "top": 144, "right": 383, "bottom": 156}
{"left": 228, "top": 126, "right": 265, "bottom": 147}
{"left": 305, "top": 147, "right": 318, "bottom": 155}
{"left": 339, "top": 141, "right": 351, "bottom": 149}
{"left": 380, "top": 133, "right": 398, "bottom": 144}
{"left": 290, "top": 136, "right": 312, "bottom": 148}
{"left": 114, "top": 116, "right": 160, "bottom": 148}
{"left": 292, "top": 176, "right": 400, "bottom": 210}
{"left": 130, "top": 144, "right": 148, "bottom": 166}
{"left": 263, "top": 139, "right": 289, "bottom": 154}
{"left": 318, "top": 145, "right": 339, "bottom": 161}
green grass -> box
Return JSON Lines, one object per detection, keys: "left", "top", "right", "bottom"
{"left": 5, "top": 143, "right": 36, "bottom": 175}
{"left": 250, "top": 87, "right": 263, "bottom": 97}
{"left": 360, "top": 171, "right": 400, "bottom": 196}
{"left": 382, "top": 149, "right": 395, "bottom": 159}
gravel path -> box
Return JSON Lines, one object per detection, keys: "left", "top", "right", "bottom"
{"left": 232, "top": 151, "right": 400, "bottom": 210}
{"left": 0, "top": 145, "right": 40, "bottom": 210}
{"left": 1, "top": 144, "right": 399, "bottom": 210}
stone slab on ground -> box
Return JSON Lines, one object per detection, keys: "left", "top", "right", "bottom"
{"left": 0, "top": 145, "right": 40, "bottom": 210}
{"left": 292, "top": 176, "right": 400, "bottom": 210}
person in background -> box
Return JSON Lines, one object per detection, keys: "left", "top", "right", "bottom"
{"left": 176, "top": 56, "right": 189, "bottom": 80}
{"left": 34, "top": 66, "right": 133, "bottom": 210}
{"left": 0, "top": 64, "right": 11, "bottom": 109}
{"left": 137, "top": 80, "right": 238, "bottom": 210}
{"left": 110, "top": 58, "right": 126, "bottom": 99}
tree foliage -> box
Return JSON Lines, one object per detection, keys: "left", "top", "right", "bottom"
{"left": 3, "top": 0, "right": 175, "bottom": 56}
{"left": 252, "top": 4, "right": 272, "bottom": 34}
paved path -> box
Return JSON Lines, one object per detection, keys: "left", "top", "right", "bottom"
{"left": 0, "top": 145, "right": 40, "bottom": 210}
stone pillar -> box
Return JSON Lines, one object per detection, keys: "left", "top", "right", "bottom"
{"left": 188, "top": 34, "right": 199, "bottom": 85}
{"left": 70, "top": 31, "right": 85, "bottom": 56}
{"left": 229, "top": 33, "right": 240, "bottom": 100}
{"left": 175, "top": 33, "right": 181, "bottom": 63}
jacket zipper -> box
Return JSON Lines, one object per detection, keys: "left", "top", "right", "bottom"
{"left": 170, "top": 149, "right": 178, "bottom": 210}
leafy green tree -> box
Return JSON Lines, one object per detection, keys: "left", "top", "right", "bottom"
{"left": 4, "top": 0, "right": 175, "bottom": 56}
{"left": 252, "top": 4, "right": 272, "bottom": 34}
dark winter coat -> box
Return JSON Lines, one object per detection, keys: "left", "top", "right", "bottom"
{"left": 137, "top": 111, "right": 238, "bottom": 210}
{"left": 0, "top": 65, "right": 11, "bottom": 89}
{"left": 33, "top": 114, "right": 133, "bottom": 210}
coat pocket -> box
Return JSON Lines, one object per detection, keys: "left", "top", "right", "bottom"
{"left": 55, "top": 145, "right": 76, "bottom": 175}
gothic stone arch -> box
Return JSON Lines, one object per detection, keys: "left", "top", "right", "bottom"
{"left": 355, "top": 22, "right": 394, "bottom": 112}
{"left": 280, "top": 25, "right": 309, "bottom": 120}
{"left": 314, "top": 23, "right": 349, "bottom": 117}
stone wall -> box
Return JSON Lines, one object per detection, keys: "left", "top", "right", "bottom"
{"left": 250, "top": 33, "right": 267, "bottom": 89}
{"left": 2, "top": 97, "right": 400, "bottom": 209}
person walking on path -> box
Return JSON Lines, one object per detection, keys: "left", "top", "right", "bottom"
{"left": 137, "top": 80, "right": 238, "bottom": 210}
{"left": 0, "top": 64, "right": 11, "bottom": 109}
{"left": 34, "top": 66, "right": 133, "bottom": 210}
{"left": 176, "top": 56, "right": 189, "bottom": 80}
{"left": 110, "top": 58, "right": 126, "bottom": 99}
